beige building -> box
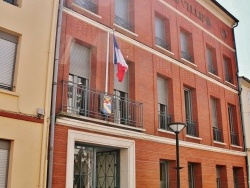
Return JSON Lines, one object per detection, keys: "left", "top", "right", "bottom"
{"left": 240, "top": 76, "right": 250, "bottom": 186}
{"left": 0, "top": 0, "right": 58, "bottom": 187}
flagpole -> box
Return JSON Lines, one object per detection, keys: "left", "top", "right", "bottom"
{"left": 105, "top": 31, "right": 110, "bottom": 93}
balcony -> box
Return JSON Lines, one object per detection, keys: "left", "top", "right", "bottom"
{"left": 74, "top": 0, "right": 97, "bottom": 14}
{"left": 181, "top": 51, "right": 193, "bottom": 62}
{"left": 61, "top": 81, "right": 143, "bottom": 128}
{"left": 158, "top": 112, "right": 172, "bottom": 131}
{"left": 213, "top": 127, "right": 223, "bottom": 142}
{"left": 208, "top": 64, "right": 217, "bottom": 75}
{"left": 115, "top": 15, "right": 134, "bottom": 31}
{"left": 186, "top": 120, "right": 197, "bottom": 137}
{"left": 230, "top": 132, "right": 238, "bottom": 145}
{"left": 155, "top": 37, "right": 169, "bottom": 50}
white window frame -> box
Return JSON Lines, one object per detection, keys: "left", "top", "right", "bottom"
{"left": 66, "top": 130, "right": 135, "bottom": 188}
{"left": 0, "top": 139, "right": 10, "bottom": 188}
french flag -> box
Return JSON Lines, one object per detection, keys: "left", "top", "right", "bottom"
{"left": 113, "top": 35, "right": 128, "bottom": 82}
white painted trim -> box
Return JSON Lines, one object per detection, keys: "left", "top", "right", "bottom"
{"left": 231, "top": 145, "right": 243, "bottom": 149}
{"left": 225, "top": 81, "right": 236, "bottom": 88}
{"left": 66, "top": 130, "right": 136, "bottom": 188}
{"left": 113, "top": 23, "right": 138, "bottom": 37}
{"left": 0, "top": 89, "right": 19, "bottom": 97}
{"left": 157, "top": 128, "right": 175, "bottom": 135}
{"left": 72, "top": 3, "right": 102, "bottom": 19}
{"left": 58, "top": 117, "right": 246, "bottom": 157}
{"left": 63, "top": 7, "right": 238, "bottom": 94}
{"left": 181, "top": 58, "right": 197, "bottom": 67}
{"left": 155, "top": 45, "right": 175, "bottom": 55}
{"left": 157, "top": 0, "right": 235, "bottom": 52}
{"left": 185, "top": 135, "right": 202, "bottom": 140}
{"left": 213, "top": 141, "right": 227, "bottom": 145}
{"left": 208, "top": 72, "right": 221, "bottom": 80}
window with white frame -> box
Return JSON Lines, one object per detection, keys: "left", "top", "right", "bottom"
{"left": 206, "top": 45, "right": 217, "bottom": 75}
{"left": 160, "top": 160, "right": 169, "bottom": 188}
{"left": 0, "top": 139, "right": 10, "bottom": 188}
{"left": 155, "top": 15, "right": 170, "bottom": 50}
{"left": 180, "top": 29, "right": 193, "bottom": 62}
{"left": 157, "top": 77, "right": 171, "bottom": 130}
{"left": 67, "top": 41, "right": 90, "bottom": 116}
{"left": 211, "top": 98, "right": 222, "bottom": 142}
{"left": 115, "top": 0, "right": 134, "bottom": 31}
{"left": 0, "top": 31, "right": 18, "bottom": 91}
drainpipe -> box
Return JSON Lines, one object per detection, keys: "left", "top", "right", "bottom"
{"left": 233, "top": 22, "right": 249, "bottom": 187}
{"left": 47, "top": 0, "right": 63, "bottom": 187}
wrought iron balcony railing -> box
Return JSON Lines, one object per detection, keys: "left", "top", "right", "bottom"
{"left": 158, "top": 112, "right": 172, "bottom": 131}
{"left": 61, "top": 81, "right": 143, "bottom": 128}
{"left": 208, "top": 64, "right": 217, "bottom": 75}
{"left": 115, "top": 15, "right": 134, "bottom": 31}
{"left": 230, "top": 132, "right": 238, "bottom": 145}
{"left": 74, "top": 0, "right": 97, "bottom": 14}
{"left": 225, "top": 74, "right": 233, "bottom": 83}
{"left": 155, "top": 37, "right": 169, "bottom": 50}
{"left": 213, "top": 127, "right": 223, "bottom": 142}
{"left": 181, "top": 51, "right": 193, "bottom": 62}
{"left": 186, "top": 120, "right": 197, "bottom": 137}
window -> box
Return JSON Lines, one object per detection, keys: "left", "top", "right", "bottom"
{"left": 180, "top": 29, "right": 193, "bottom": 62}
{"left": 74, "top": 142, "right": 120, "bottom": 188}
{"left": 224, "top": 56, "right": 233, "bottom": 83}
{"left": 0, "top": 31, "right": 18, "bottom": 91}
{"left": 74, "top": 0, "right": 97, "bottom": 14}
{"left": 188, "top": 163, "right": 202, "bottom": 188}
{"left": 115, "top": 0, "right": 134, "bottom": 31}
{"left": 114, "top": 63, "right": 129, "bottom": 125}
{"left": 184, "top": 88, "right": 197, "bottom": 136}
{"left": 157, "top": 77, "right": 171, "bottom": 130}
{"left": 155, "top": 15, "right": 170, "bottom": 50}
{"left": 160, "top": 160, "right": 169, "bottom": 188}
{"left": 211, "top": 98, "right": 223, "bottom": 142}
{"left": 3, "top": 0, "right": 17, "bottom": 6}
{"left": 233, "top": 167, "right": 244, "bottom": 188}
{"left": 0, "top": 139, "right": 10, "bottom": 188}
{"left": 228, "top": 104, "right": 239, "bottom": 145}
{"left": 67, "top": 42, "right": 90, "bottom": 116}
{"left": 216, "top": 166, "right": 221, "bottom": 188}
{"left": 206, "top": 45, "right": 217, "bottom": 75}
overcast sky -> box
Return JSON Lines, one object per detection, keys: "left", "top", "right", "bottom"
{"left": 216, "top": 0, "right": 250, "bottom": 78}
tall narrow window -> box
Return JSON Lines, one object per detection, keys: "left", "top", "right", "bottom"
{"left": 228, "top": 104, "right": 238, "bottom": 145}
{"left": 157, "top": 77, "right": 171, "bottom": 130}
{"left": 184, "top": 88, "right": 197, "bottom": 136}
{"left": 211, "top": 98, "right": 222, "bottom": 142}
{"left": 160, "top": 160, "right": 169, "bottom": 188}
{"left": 74, "top": 0, "right": 97, "bottom": 14}
{"left": 188, "top": 163, "right": 195, "bottom": 188}
{"left": 115, "top": 0, "right": 134, "bottom": 31}
{"left": 0, "top": 31, "right": 18, "bottom": 91}
{"left": 180, "top": 29, "right": 193, "bottom": 62}
{"left": 206, "top": 45, "right": 217, "bottom": 75}
{"left": 224, "top": 56, "right": 233, "bottom": 83}
{"left": 114, "top": 64, "right": 129, "bottom": 125}
{"left": 155, "top": 15, "right": 170, "bottom": 50}
{"left": 0, "top": 139, "right": 10, "bottom": 188}
{"left": 216, "top": 166, "right": 221, "bottom": 188}
{"left": 67, "top": 42, "right": 90, "bottom": 116}
{"left": 233, "top": 167, "right": 239, "bottom": 188}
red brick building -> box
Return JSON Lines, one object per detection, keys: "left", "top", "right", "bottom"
{"left": 52, "top": 0, "right": 247, "bottom": 187}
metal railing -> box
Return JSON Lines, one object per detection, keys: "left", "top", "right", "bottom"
{"left": 186, "top": 120, "right": 197, "bottom": 136}
{"left": 155, "top": 37, "right": 169, "bottom": 50}
{"left": 74, "top": 0, "right": 97, "bottom": 13}
{"left": 158, "top": 112, "right": 172, "bottom": 131}
{"left": 230, "top": 132, "right": 238, "bottom": 145}
{"left": 115, "top": 15, "right": 134, "bottom": 31}
{"left": 213, "top": 127, "right": 223, "bottom": 142}
{"left": 208, "top": 64, "right": 217, "bottom": 75}
{"left": 225, "top": 74, "right": 233, "bottom": 83}
{"left": 61, "top": 81, "right": 143, "bottom": 128}
{"left": 181, "top": 51, "right": 193, "bottom": 62}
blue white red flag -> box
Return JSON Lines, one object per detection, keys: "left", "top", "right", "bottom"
{"left": 113, "top": 35, "right": 128, "bottom": 82}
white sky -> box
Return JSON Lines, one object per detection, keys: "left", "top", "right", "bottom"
{"left": 216, "top": 0, "right": 250, "bottom": 78}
